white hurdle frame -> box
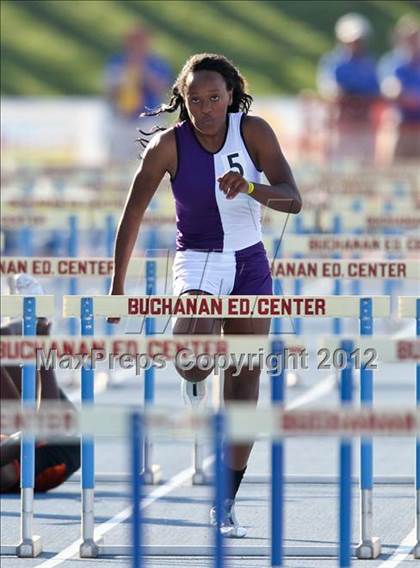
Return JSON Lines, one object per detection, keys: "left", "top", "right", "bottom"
{"left": 0, "top": 295, "right": 55, "bottom": 558}
{"left": 60, "top": 293, "right": 391, "bottom": 559}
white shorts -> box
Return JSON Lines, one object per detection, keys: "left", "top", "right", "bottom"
{"left": 172, "top": 249, "right": 236, "bottom": 296}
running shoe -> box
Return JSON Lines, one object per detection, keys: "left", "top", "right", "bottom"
{"left": 181, "top": 379, "right": 207, "bottom": 408}
{"left": 210, "top": 498, "right": 247, "bottom": 538}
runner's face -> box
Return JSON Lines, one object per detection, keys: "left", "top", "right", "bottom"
{"left": 184, "top": 71, "right": 233, "bottom": 135}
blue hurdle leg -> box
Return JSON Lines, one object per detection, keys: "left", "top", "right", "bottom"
{"left": 17, "top": 297, "right": 42, "bottom": 557}
{"left": 68, "top": 215, "right": 79, "bottom": 336}
{"left": 271, "top": 340, "right": 285, "bottom": 567}
{"left": 415, "top": 299, "right": 420, "bottom": 558}
{"left": 142, "top": 260, "right": 161, "bottom": 484}
{"left": 357, "top": 298, "right": 381, "bottom": 558}
{"left": 131, "top": 412, "right": 143, "bottom": 568}
{"left": 105, "top": 214, "right": 115, "bottom": 336}
{"left": 339, "top": 340, "right": 353, "bottom": 568}
{"left": 213, "top": 412, "right": 226, "bottom": 568}
{"left": 79, "top": 298, "right": 98, "bottom": 558}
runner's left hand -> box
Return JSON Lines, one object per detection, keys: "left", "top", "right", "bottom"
{"left": 217, "top": 171, "right": 249, "bottom": 200}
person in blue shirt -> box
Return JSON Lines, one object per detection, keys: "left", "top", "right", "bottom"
{"left": 105, "top": 26, "right": 172, "bottom": 163}
{"left": 380, "top": 19, "right": 420, "bottom": 159}
{"left": 378, "top": 15, "right": 419, "bottom": 84}
{"left": 317, "top": 13, "right": 380, "bottom": 163}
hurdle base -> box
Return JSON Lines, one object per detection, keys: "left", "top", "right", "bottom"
{"left": 142, "top": 464, "right": 161, "bottom": 485}
{"left": 414, "top": 541, "right": 420, "bottom": 559}
{"left": 16, "top": 536, "right": 42, "bottom": 558}
{"left": 79, "top": 538, "right": 100, "bottom": 558}
{"left": 192, "top": 470, "right": 211, "bottom": 485}
{"left": 95, "top": 544, "right": 357, "bottom": 557}
{"left": 355, "top": 537, "right": 381, "bottom": 559}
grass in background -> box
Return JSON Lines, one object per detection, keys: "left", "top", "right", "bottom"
{"left": 1, "top": 0, "right": 418, "bottom": 96}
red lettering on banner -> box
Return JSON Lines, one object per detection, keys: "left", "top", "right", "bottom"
{"left": 408, "top": 238, "right": 420, "bottom": 251}
{"left": 147, "top": 339, "right": 228, "bottom": 359}
{"left": 125, "top": 297, "right": 327, "bottom": 317}
{"left": 33, "top": 260, "right": 53, "bottom": 275}
{"left": 128, "top": 298, "right": 138, "bottom": 315}
{"left": 281, "top": 410, "right": 417, "bottom": 433}
{"left": 273, "top": 261, "right": 317, "bottom": 278}
{"left": 0, "top": 260, "right": 28, "bottom": 275}
{"left": 397, "top": 340, "right": 420, "bottom": 361}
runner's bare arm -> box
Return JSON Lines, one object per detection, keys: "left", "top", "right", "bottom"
{"left": 110, "top": 131, "right": 176, "bottom": 294}
{"left": 218, "top": 116, "right": 302, "bottom": 214}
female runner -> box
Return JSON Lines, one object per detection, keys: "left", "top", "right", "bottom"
{"left": 110, "top": 53, "right": 302, "bottom": 537}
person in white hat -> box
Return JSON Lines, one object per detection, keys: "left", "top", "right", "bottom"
{"left": 317, "top": 13, "right": 380, "bottom": 163}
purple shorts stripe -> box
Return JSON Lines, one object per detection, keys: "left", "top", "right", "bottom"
{"left": 231, "top": 241, "right": 273, "bottom": 295}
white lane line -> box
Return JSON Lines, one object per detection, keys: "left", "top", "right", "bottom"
{"left": 286, "top": 372, "right": 336, "bottom": 410}
{"left": 36, "top": 459, "right": 211, "bottom": 568}
{"left": 377, "top": 527, "right": 415, "bottom": 567}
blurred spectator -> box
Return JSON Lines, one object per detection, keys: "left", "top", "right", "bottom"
{"left": 105, "top": 26, "right": 172, "bottom": 163}
{"left": 317, "top": 13, "right": 381, "bottom": 163}
{"left": 378, "top": 15, "right": 419, "bottom": 82}
{"left": 380, "top": 17, "right": 420, "bottom": 160}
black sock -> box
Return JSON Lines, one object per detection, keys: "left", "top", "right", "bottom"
{"left": 225, "top": 465, "right": 247, "bottom": 502}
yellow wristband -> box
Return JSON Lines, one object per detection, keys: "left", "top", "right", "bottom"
{"left": 247, "top": 181, "right": 255, "bottom": 195}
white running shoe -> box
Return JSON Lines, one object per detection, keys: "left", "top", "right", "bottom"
{"left": 181, "top": 379, "right": 207, "bottom": 408}
{"left": 8, "top": 274, "right": 44, "bottom": 296}
{"left": 210, "top": 499, "right": 247, "bottom": 538}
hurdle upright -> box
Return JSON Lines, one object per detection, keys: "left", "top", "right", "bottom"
{"left": 0, "top": 294, "right": 55, "bottom": 558}
{"left": 398, "top": 296, "right": 420, "bottom": 559}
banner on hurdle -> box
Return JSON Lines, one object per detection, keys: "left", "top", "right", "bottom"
{"left": 2, "top": 334, "right": 418, "bottom": 367}
{"left": 0, "top": 334, "right": 305, "bottom": 365}
{"left": 320, "top": 337, "right": 420, "bottom": 363}
{"left": 398, "top": 296, "right": 420, "bottom": 317}
{"left": 0, "top": 295, "right": 55, "bottom": 317}
{"left": 319, "top": 211, "right": 420, "bottom": 231}
{"left": 0, "top": 211, "right": 175, "bottom": 230}
{"left": 276, "top": 235, "right": 420, "bottom": 255}
{"left": 1, "top": 402, "right": 419, "bottom": 439}
{"left": 0, "top": 256, "right": 173, "bottom": 279}
{"left": 2, "top": 256, "right": 418, "bottom": 280}
{"left": 62, "top": 294, "right": 391, "bottom": 318}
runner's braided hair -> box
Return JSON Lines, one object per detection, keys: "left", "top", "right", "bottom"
{"left": 137, "top": 53, "right": 253, "bottom": 147}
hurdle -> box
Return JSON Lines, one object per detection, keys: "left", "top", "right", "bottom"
{"left": 272, "top": 234, "right": 420, "bottom": 257}
{"left": 2, "top": 256, "right": 416, "bottom": 490}
{"left": 398, "top": 296, "right": 420, "bottom": 559}
{"left": 60, "top": 293, "right": 393, "bottom": 559}
{"left": 0, "top": 294, "right": 55, "bottom": 558}
{"left": 1, "top": 399, "right": 418, "bottom": 567}
{"left": 2, "top": 330, "right": 419, "bottom": 562}
{"left": 131, "top": 404, "right": 420, "bottom": 568}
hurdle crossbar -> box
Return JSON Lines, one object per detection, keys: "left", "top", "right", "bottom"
{"left": 62, "top": 294, "right": 391, "bottom": 318}
{"left": 2, "top": 256, "right": 419, "bottom": 280}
